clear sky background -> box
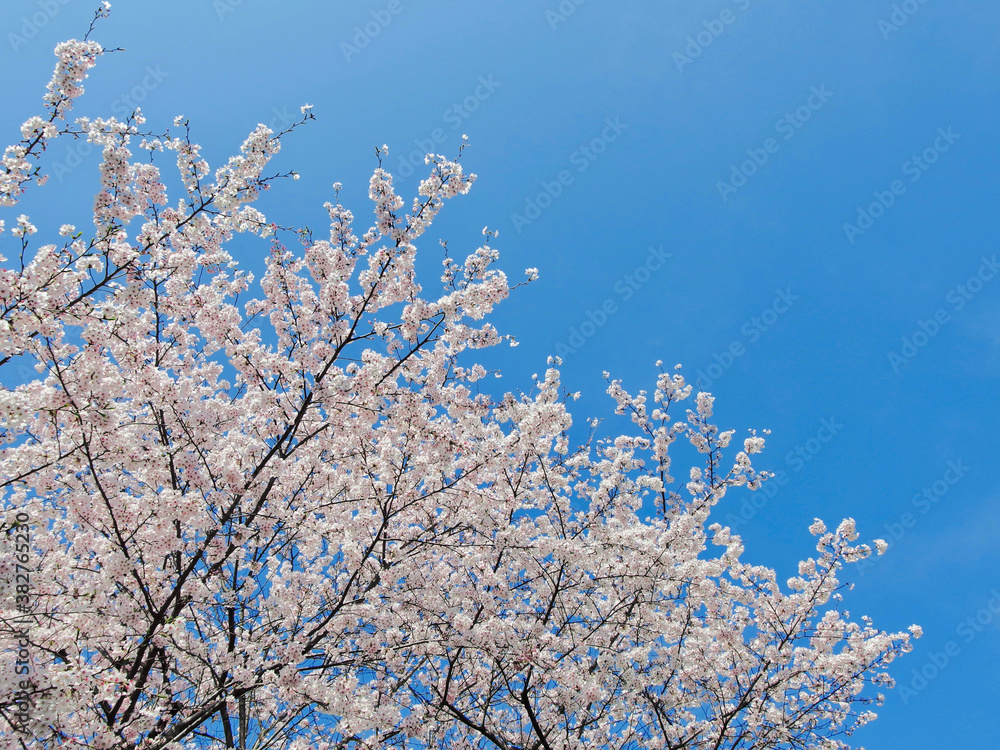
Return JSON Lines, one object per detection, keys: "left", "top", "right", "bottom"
{"left": 2, "top": 1, "right": 998, "bottom": 746}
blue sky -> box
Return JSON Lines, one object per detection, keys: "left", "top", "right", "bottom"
{"left": 2, "top": 0, "right": 998, "bottom": 745}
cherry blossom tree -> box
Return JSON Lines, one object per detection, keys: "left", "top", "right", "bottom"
{"left": 0, "top": 11, "right": 917, "bottom": 750}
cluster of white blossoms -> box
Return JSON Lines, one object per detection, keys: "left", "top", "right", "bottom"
{"left": 44, "top": 40, "right": 103, "bottom": 113}
{"left": 0, "top": 17, "right": 917, "bottom": 750}
{"left": 1, "top": 39, "right": 102, "bottom": 206}
{"left": 9, "top": 215, "right": 37, "bottom": 238}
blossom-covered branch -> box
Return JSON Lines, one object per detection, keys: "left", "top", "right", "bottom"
{"left": 0, "top": 11, "right": 915, "bottom": 750}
